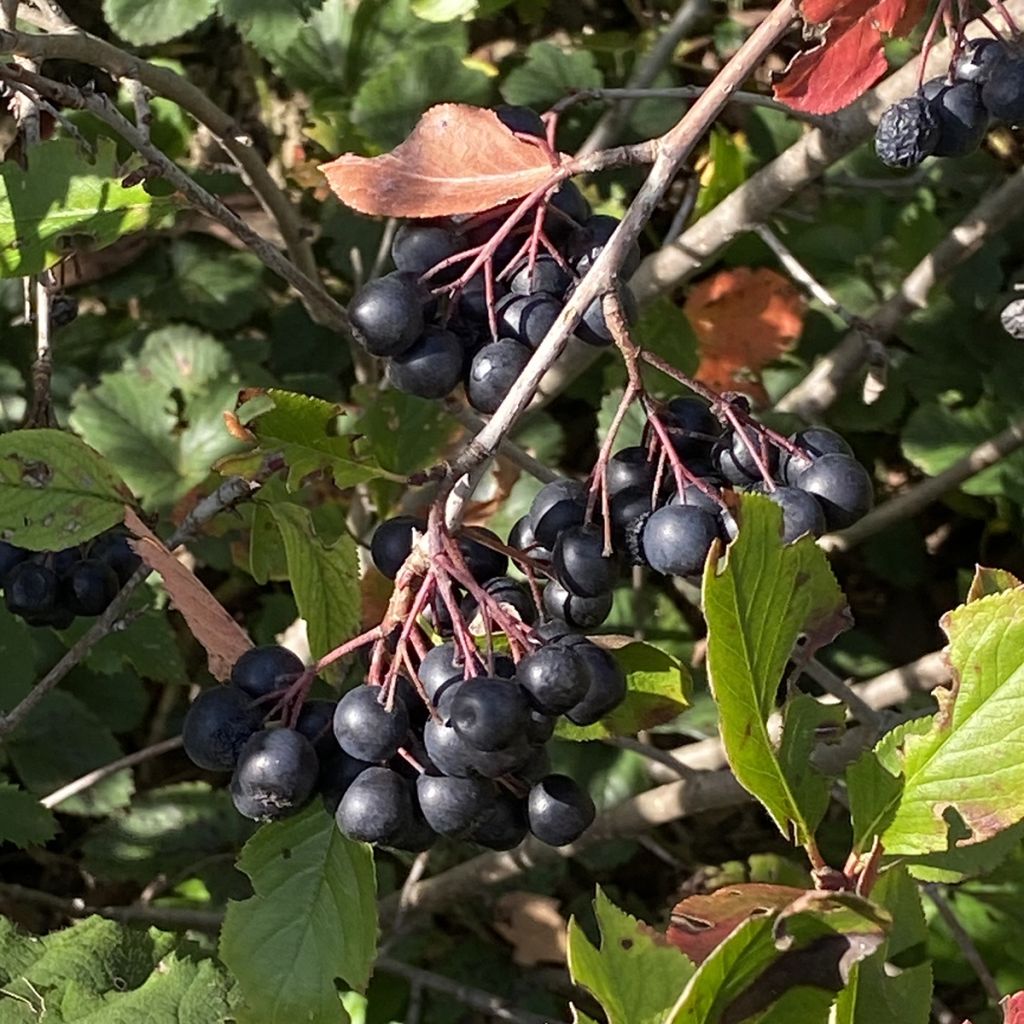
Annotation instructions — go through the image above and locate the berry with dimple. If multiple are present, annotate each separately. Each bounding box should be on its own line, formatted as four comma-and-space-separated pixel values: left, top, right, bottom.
981, 53, 1024, 123
370, 515, 424, 579
349, 271, 427, 356
336, 766, 414, 845
663, 397, 720, 458
553, 524, 617, 598
183, 686, 264, 771
606, 446, 655, 496
230, 728, 319, 821
60, 558, 119, 616
875, 96, 940, 168
529, 478, 587, 549
418, 641, 464, 704
509, 255, 571, 297
562, 639, 627, 726
568, 215, 641, 278
462, 576, 536, 626
231, 644, 305, 699
641, 504, 719, 577
391, 223, 461, 277
388, 326, 463, 399
467, 339, 531, 414
756, 485, 826, 543
517, 645, 588, 714
508, 515, 551, 561
4, 561, 59, 619
449, 677, 530, 751
793, 453, 874, 529
542, 580, 612, 630
922, 78, 989, 156
416, 774, 492, 836
714, 430, 777, 485
955, 38, 1007, 83
333, 685, 409, 762
0, 541, 27, 586
423, 716, 476, 777
527, 774, 595, 846
779, 427, 852, 484
456, 527, 508, 583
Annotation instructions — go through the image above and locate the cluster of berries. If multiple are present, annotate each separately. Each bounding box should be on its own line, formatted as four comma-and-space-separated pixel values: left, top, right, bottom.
0, 529, 141, 628
182, 609, 623, 850
876, 37, 1024, 168
347, 106, 639, 414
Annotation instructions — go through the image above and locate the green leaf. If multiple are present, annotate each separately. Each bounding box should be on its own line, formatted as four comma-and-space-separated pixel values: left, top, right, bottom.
846, 746, 905, 854
410, 0, 477, 18
103, 0, 217, 44
0, 138, 174, 277
136, 325, 234, 398
633, 297, 700, 382
966, 564, 1022, 602
221, 389, 394, 491
702, 493, 851, 845
81, 782, 251, 883
567, 887, 695, 1024
555, 641, 690, 741
3, 691, 134, 816
882, 586, 1024, 856
596, 389, 647, 451
262, 501, 361, 661
501, 41, 603, 110
352, 386, 455, 476
694, 126, 752, 219
0, 915, 237, 1023
833, 867, 932, 1024
220, 805, 378, 1024
167, 239, 269, 331
0, 429, 133, 551
86, 605, 188, 684
0, 782, 58, 848
351, 45, 492, 150
69, 356, 241, 509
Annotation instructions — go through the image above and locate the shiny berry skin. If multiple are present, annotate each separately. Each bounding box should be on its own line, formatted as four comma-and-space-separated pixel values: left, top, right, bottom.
231, 645, 305, 699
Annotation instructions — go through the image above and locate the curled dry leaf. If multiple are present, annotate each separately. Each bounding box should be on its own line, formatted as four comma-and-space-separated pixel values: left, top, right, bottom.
319, 104, 566, 218
125, 507, 252, 680
685, 266, 805, 406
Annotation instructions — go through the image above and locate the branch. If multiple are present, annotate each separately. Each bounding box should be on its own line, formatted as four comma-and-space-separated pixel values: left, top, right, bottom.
630, 5, 1024, 302
777, 163, 1024, 419
0, 23, 322, 306
441, 0, 800, 528
0, 66, 348, 335
819, 418, 1024, 553
445, 402, 560, 485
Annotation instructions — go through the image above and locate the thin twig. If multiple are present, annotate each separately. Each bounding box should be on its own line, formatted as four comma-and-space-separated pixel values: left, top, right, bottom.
820, 418, 1024, 553
924, 883, 1002, 1005
446, 403, 560, 484
799, 657, 883, 731
605, 735, 696, 779
41, 736, 183, 809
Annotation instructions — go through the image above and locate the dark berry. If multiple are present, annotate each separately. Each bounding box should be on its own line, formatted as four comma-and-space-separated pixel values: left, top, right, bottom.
4, 561, 58, 619
793, 453, 874, 529
391, 223, 461, 277
509, 255, 571, 298
466, 735, 534, 778
388, 326, 463, 399
542, 581, 613, 630
349, 271, 427, 357
370, 515, 425, 579
60, 558, 119, 616
606, 447, 655, 497
545, 181, 591, 238
922, 78, 989, 156
182, 686, 263, 771
462, 576, 537, 626
609, 487, 654, 548
319, 748, 373, 814
525, 708, 556, 744
418, 641, 464, 703
568, 215, 641, 278
294, 699, 338, 757
467, 791, 528, 849
955, 37, 1008, 84
456, 527, 508, 584
517, 644, 588, 714
662, 397, 720, 457
467, 339, 531, 414
333, 685, 409, 762
231, 644, 305, 699
449, 677, 530, 752
779, 427, 853, 484
553, 524, 617, 598
527, 774, 595, 846
0, 540, 28, 586
759, 485, 826, 543
422, 717, 476, 777
416, 774, 493, 837
641, 504, 719, 577
563, 640, 627, 726
230, 728, 319, 821
669, 481, 724, 517
335, 766, 413, 844
875, 96, 939, 168
714, 430, 777, 485
508, 515, 551, 560
529, 478, 587, 549
495, 104, 545, 137
87, 530, 141, 584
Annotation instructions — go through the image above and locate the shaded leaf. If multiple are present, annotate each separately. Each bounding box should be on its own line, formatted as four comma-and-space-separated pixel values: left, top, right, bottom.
0, 782, 58, 848
685, 268, 804, 406
103, 0, 217, 45
86, 605, 188, 684
320, 104, 563, 217
220, 805, 378, 1024
0, 138, 175, 278
967, 565, 1023, 602
702, 493, 851, 845
352, 385, 457, 476
555, 640, 690, 741
568, 887, 695, 1024
0, 429, 133, 551
126, 508, 252, 681
501, 41, 603, 110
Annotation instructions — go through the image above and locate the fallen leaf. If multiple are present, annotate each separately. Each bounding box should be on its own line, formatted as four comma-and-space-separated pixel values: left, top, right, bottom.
684, 267, 805, 405
773, 0, 928, 113
493, 891, 568, 967
319, 104, 565, 218
964, 991, 1024, 1024
125, 507, 252, 680
666, 883, 807, 965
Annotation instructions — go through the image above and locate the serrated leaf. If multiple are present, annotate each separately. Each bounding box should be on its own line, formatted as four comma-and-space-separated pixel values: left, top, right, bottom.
167, 239, 269, 331
632, 297, 700, 384
262, 501, 360, 661
220, 805, 378, 1024
568, 887, 695, 1024
103, 0, 217, 45
351, 46, 492, 150
86, 605, 188, 684
352, 386, 455, 476
0, 429, 133, 551
555, 641, 690, 741
222, 388, 393, 491
136, 325, 234, 398
0, 138, 174, 277
501, 41, 603, 109
882, 586, 1024, 856
0, 783, 57, 848
0, 915, 237, 1023
967, 565, 1023, 602
846, 746, 905, 854
702, 493, 851, 846
3, 690, 133, 816
81, 782, 252, 883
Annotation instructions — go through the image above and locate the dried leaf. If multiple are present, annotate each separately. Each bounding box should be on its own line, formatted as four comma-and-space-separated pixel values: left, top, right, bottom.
125, 508, 251, 679
319, 104, 564, 218
493, 892, 568, 967
684, 267, 805, 405
666, 884, 807, 965
773, 0, 928, 114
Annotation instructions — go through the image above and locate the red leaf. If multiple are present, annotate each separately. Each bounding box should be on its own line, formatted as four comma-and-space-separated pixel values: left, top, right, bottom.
1004, 993, 1024, 1024
774, 0, 929, 113
319, 104, 564, 218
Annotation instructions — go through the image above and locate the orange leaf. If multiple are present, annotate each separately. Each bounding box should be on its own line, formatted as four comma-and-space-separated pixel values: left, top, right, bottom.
125, 508, 252, 680
666, 884, 807, 965
319, 104, 565, 218
685, 267, 805, 406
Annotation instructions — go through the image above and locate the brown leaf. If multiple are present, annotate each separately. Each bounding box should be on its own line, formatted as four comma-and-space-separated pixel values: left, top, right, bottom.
493, 891, 568, 967
319, 104, 565, 218
125, 508, 252, 680
666, 883, 807, 965
684, 267, 805, 406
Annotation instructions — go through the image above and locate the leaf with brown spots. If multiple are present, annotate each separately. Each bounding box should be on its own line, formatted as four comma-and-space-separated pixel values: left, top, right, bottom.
967, 564, 1023, 603
684, 267, 805, 406
319, 104, 565, 218
125, 508, 251, 680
